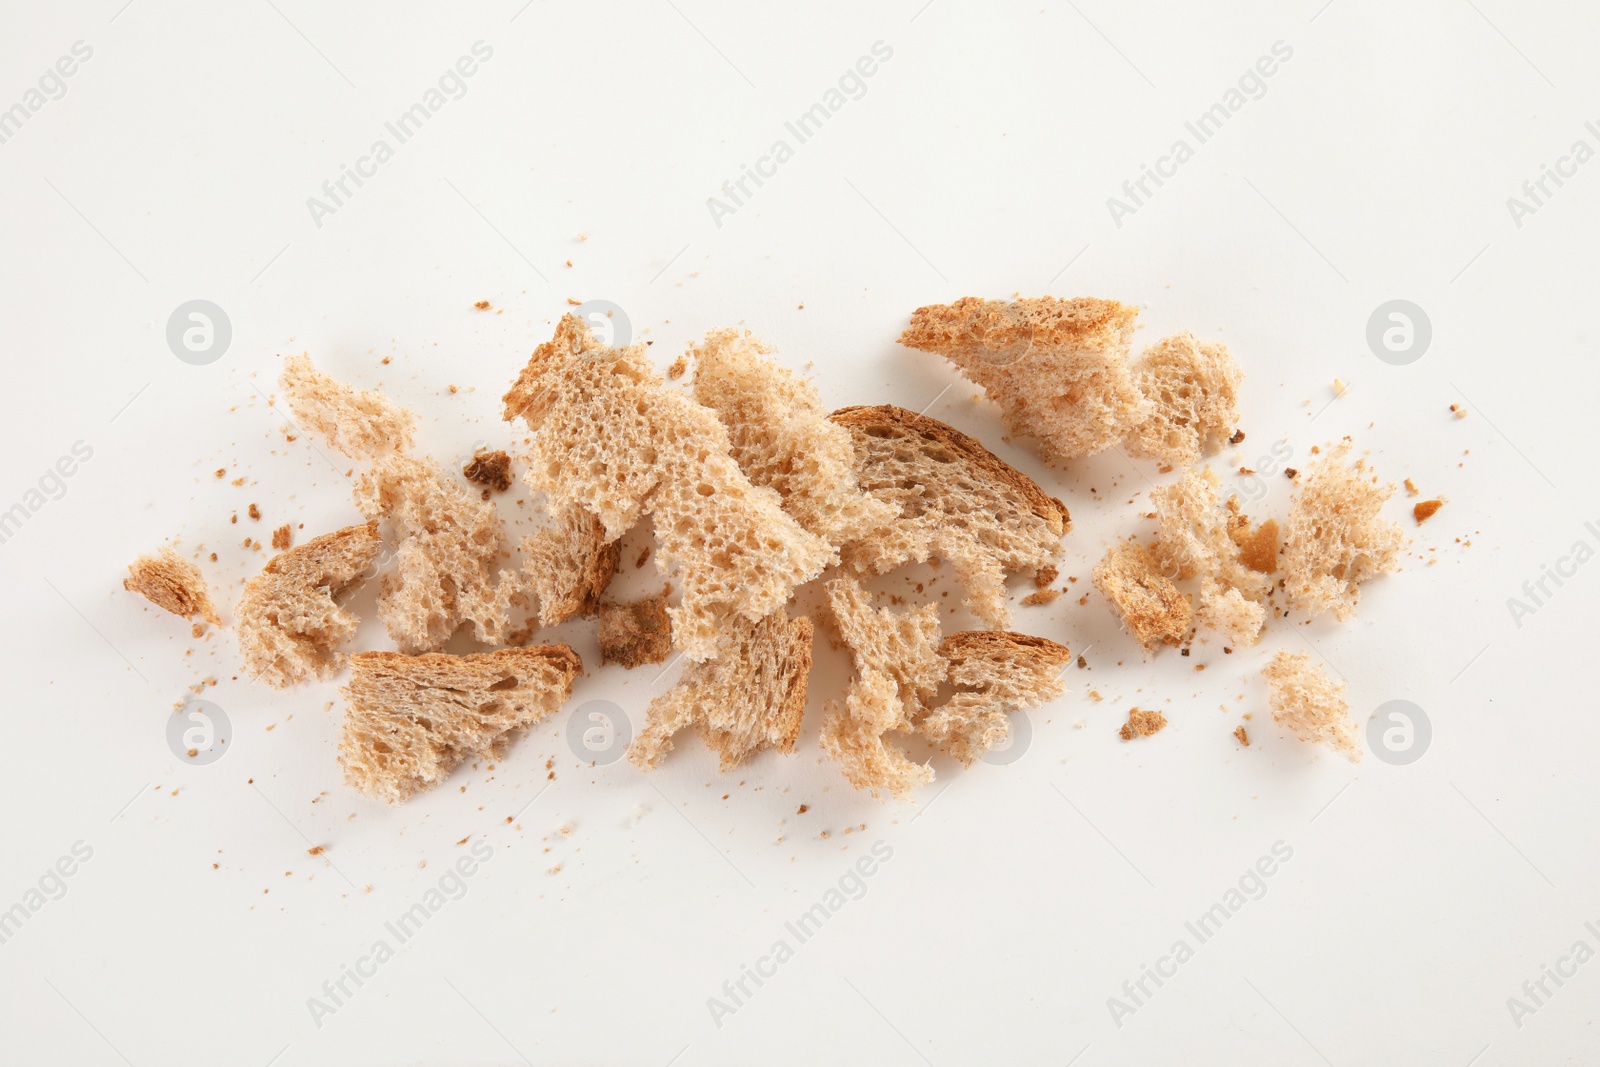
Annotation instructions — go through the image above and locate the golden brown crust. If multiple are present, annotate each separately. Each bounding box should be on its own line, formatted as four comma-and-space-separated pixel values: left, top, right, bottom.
936, 629, 1071, 663
1093, 542, 1193, 650
1238, 517, 1280, 574
829, 404, 1069, 534
899, 295, 1137, 356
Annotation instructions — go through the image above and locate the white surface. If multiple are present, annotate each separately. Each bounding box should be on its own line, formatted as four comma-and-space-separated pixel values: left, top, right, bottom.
1, 1, 1596, 1064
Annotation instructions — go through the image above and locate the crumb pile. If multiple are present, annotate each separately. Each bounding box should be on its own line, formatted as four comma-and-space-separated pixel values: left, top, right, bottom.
123, 294, 1421, 803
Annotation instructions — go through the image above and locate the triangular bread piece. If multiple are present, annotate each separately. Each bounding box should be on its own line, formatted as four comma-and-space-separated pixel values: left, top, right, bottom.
918, 631, 1072, 765
340, 645, 582, 803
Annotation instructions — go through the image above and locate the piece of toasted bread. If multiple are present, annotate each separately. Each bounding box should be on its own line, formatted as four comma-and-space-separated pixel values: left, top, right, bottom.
1261, 651, 1361, 762
1281, 443, 1404, 620
628, 610, 813, 770
1195, 579, 1266, 648
279, 353, 416, 458
1148, 467, 1268, 645
898, 296, 1145, 461
1092, 541, 1193, 651
598, 595, 672, 669
1119, 707, 1167, 740
340, 645, 582, 802
1124, 332, 1243, 466
918, 631, 1071, 764
829, 404, 1068, 628
519, 503, 620, 629
688, 328, 898, 553
124, 547, 221, 627
236, 522, 383, 687
818, 576, 944, 800
354, 454, 516, 652
503, 315, 831, 660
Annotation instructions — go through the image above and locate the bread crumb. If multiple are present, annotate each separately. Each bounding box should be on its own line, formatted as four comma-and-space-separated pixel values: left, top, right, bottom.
124, 548, 221, 626
474, 300, 491, 310
1414, 499, 1443, 524
667, 354, 688, 379
1450, 403, 1467, 419
1119, 707, 1167, 740
635, 545, 651, 569
271, 524, 292, 550
1021, 588, 1062, 606
1234, 725, 1250, 747
462, 449, 513, 494
1404, 478, 1419, 496
597, 596, 673, 669
307, 845, 326, 856
248, 503, 261, 521
1034, 564, 1059, 588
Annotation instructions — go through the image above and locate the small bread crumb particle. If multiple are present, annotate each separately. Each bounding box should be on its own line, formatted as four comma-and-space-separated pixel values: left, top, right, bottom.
667, 355, 688, 380
1119, 707, 1167, 740
1234, 725, 1250, 746
1414, 499, 1443, 524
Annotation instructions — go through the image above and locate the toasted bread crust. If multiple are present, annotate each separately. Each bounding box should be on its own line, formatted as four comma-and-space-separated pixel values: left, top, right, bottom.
899, 295, 1136, 356
124, 547, 221, 626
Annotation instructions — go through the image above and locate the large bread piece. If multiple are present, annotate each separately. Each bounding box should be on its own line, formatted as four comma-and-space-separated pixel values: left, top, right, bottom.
1281, 442, 1404, 620
918, 631, 1072, 765
279, 353, 416, 458
627, 610, 813, 771
340, 645, 582, 803
502, 315, 831, 661
1123, 333, 1243, 467
898, 296, 1146, 461
1261, 651, 1361, 762
819, 576, 945, 801
519, 503, 620, 628
236, 522, 383, 687
829, 404, 1067, 629
687, 328, 897, 553
124, 547, 221, 627
353, 454, 516, 652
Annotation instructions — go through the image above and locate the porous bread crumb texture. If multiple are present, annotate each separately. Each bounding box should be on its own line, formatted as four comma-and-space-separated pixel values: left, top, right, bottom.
1149, 467, 1269, 645
898, 296, 1146, 461
354, 454, 518, 652
689, 327, 898, 554
1196, 579, 1266, 648
502, 314, 831, 661
279, 353, 416, 459
598, 595, 672, 669
627, 610, 813, 771
830, 404, 1067, 629
236, 522, 382, 688
1281, 443, 1404, 621
819, 576, 944, 801
919, 631, 1071, 765
1119, 707, 1167, 740
1092, 542, 1192, 650
1123, 332, 1243, 467
1261, 651, 1361, 762
518, 503, 620, 628
124, 547, 221, 626
340, 645, 581, 803
271, 524, 292, 551
462, 449, 513, 493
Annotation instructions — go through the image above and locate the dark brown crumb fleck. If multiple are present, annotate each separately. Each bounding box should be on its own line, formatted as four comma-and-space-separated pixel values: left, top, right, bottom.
247, 503, 261, 520
635, 545, 651, 569
463, 450, 513, 493
1034, 564, 1059, 588
1076, 655, 1087, 669
1229, 429, 1246, 445
1284, 468, 1298, 479
1119, 707, 1167, 741
797, 804, 809, 814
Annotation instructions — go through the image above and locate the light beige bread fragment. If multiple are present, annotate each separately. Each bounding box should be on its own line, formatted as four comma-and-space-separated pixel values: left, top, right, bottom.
1123, 332, 1243, 467
236, 522, 383, 688
1281, 443, 1404, 621
1148, 467, 1269, 645
354, 454, 516, 652
687, 327, 897, 553
829, 404, 1068, 629
339, 645, 582, 803
1261, 651, 1361, 762
898, 296, 1146, 461
502, 314, 831, 660
918, 631, 1071, 765
1092, 542, 1192, 651
279, 353, 416, 458
598, 595, 673, 669
818, 576, 945, 801
123, 547, 221, 627
518, 503, 620, 629
627, 610, 813, 770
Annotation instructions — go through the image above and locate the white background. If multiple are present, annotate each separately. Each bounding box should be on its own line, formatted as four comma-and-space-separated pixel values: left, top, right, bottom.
1, 1, 1596, 1064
